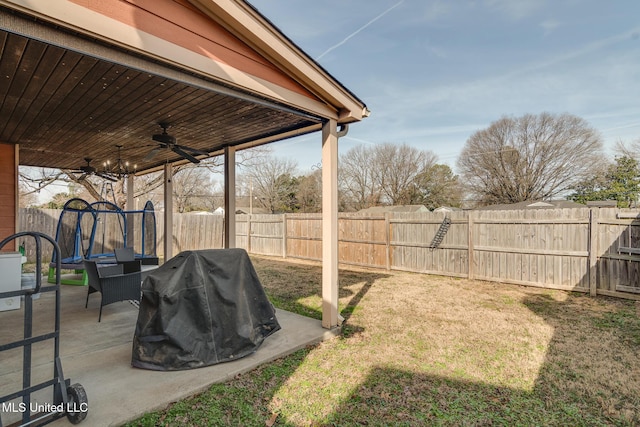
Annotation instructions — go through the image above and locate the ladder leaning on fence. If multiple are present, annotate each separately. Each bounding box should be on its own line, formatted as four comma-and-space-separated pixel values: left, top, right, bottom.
429, 216, 451, 249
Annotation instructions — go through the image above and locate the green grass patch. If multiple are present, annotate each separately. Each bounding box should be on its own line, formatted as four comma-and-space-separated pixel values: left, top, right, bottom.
126, 257, 640, 426
592, 306, 640, 347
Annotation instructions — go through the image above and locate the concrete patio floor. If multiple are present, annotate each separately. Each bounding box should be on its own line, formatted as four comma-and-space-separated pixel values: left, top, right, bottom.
1, 282, 338, 426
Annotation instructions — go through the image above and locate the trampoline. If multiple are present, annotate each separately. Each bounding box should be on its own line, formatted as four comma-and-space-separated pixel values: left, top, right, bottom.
90, 200, 126, 258
48, 198, 158, 285
135, 201, 158, 265
47, 198, 97, 285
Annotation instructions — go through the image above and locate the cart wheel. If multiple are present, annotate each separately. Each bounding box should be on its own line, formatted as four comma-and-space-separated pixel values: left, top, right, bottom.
66, 383, 88, 424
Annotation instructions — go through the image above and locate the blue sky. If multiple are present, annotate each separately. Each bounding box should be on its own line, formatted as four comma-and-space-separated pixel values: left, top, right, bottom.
249, 0, 640, 173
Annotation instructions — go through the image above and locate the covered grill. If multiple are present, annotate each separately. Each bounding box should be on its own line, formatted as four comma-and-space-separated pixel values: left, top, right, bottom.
132, 249, 280, 371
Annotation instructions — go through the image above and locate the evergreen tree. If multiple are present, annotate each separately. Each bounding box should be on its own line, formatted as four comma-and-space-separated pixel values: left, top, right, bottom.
568, 156, 640, 207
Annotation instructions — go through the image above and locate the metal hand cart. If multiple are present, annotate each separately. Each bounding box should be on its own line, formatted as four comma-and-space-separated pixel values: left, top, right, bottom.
0, 232, 88, 426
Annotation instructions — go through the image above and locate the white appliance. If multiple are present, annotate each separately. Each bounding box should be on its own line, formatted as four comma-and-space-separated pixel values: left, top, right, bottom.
0, 252, 22, 311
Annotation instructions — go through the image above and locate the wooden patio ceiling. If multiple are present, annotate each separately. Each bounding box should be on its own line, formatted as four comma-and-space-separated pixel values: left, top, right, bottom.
0, 25, 322, 174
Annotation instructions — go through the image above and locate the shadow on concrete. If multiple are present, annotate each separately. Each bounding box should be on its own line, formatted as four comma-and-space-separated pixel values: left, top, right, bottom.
0, 282, 336, 427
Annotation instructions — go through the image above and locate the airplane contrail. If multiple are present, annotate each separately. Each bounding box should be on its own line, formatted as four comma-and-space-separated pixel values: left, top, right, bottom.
316, 0, 405, 60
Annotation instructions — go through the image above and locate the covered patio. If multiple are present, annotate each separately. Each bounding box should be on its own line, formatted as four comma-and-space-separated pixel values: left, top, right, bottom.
0, 0, 367, 327
0, 283, 337, 426
0, 0, 367, 425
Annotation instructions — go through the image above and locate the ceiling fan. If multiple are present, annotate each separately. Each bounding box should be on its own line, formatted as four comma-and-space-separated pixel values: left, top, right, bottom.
70, 157, 117, 182
145, 123, 208, 164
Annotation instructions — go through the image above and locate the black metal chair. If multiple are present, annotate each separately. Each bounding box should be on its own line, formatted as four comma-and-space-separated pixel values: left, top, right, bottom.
114, 247, 142, 274
84, 259, 141, 322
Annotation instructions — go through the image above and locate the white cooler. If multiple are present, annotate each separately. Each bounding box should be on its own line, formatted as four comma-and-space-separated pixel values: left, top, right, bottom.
0, 252, 22, 311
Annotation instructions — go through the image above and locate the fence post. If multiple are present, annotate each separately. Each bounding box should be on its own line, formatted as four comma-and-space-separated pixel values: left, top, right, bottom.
385, 212, 390, 270
282, 214, 287, 258
468, 212, 474, 280
589, 208, 598, 296
247, 215, 252, 254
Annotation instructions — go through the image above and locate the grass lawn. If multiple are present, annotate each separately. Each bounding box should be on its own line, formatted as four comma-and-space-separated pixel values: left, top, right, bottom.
127, 255, 640, 426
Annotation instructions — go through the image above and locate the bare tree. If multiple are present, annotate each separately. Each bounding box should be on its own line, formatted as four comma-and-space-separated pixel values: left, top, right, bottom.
373, 143, 437, 205
339, 144, 381, 210
456, 113, 605, 206
19, 147, 271, 210
170, 166, 216, 212
19, 167, 66, 204
296, 169, 322, 213
18, 181, 38, 207
615, 138, 640, 161
18, 165, 131, 207
240, 156, 299, 213
339, 143, 439, 210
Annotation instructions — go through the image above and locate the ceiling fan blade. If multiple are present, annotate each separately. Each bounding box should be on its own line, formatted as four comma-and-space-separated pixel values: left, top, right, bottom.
176, 144, 208, 156
96, 172, 118, 182
172, 146, 200, 164
153, 133, 176, 145
144, 146, 163, 162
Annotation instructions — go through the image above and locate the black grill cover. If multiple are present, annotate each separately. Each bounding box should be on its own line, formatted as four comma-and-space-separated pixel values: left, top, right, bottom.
132, 249, 280, 370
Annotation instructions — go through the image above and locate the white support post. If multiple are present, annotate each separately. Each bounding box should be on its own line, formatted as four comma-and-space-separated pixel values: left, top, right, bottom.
126, 174, 135, 248
322, 119, 339, 329
126, 174, 134, 210
224, 146, 236, 249
164, 163, 173, 261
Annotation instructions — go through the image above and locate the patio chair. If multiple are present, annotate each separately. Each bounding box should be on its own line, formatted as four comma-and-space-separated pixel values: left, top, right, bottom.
114, 247, 141, 274
84, 259, 141, 322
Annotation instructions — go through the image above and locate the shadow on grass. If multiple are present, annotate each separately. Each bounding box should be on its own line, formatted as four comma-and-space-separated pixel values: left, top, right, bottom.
252, 256, 390, 323
127, 347, 315, 427
253, 257, 639, 425
127, 258, 640, 426
525, 293, 640, 424
278, 293, 640, 426
324, 367, 572, 426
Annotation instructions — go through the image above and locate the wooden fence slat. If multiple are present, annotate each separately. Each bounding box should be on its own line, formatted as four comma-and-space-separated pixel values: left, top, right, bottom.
589, 209, 598, 296
16, 207, 640, 300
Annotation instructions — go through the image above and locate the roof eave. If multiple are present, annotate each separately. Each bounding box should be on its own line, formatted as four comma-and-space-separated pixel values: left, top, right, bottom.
187, 0, 369, 122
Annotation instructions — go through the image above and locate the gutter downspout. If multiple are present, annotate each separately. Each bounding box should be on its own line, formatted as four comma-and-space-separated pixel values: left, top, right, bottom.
337, 124, 349, 139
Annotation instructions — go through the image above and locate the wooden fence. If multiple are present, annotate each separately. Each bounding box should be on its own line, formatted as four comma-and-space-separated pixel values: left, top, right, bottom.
17, 207, 640, 299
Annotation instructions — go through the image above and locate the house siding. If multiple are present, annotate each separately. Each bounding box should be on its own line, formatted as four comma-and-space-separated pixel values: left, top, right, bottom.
69, 0, 314, 98
0, 143, 16, 250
